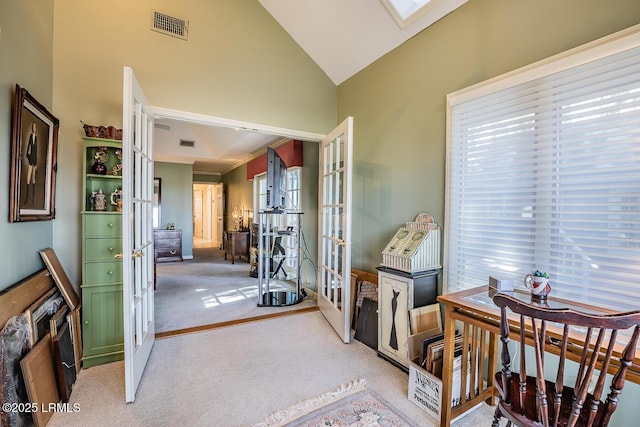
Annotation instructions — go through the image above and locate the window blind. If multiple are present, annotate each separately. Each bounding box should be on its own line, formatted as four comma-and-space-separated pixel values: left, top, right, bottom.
445, 38, 640, 311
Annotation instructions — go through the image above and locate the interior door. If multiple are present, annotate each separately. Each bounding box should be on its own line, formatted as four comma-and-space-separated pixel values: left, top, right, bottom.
122, 66, 155, 403
317, 117, 354, 343
193, 188, 203, 238
205, 185, 213, 241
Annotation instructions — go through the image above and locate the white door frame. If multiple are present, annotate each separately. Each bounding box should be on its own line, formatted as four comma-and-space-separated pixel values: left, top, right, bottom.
151, 106, 326, 143
151, 107, 326, 252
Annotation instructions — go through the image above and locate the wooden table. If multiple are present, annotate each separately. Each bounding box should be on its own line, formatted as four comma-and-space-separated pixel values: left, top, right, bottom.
436, 286, 640, 426
223, 230, 249, 264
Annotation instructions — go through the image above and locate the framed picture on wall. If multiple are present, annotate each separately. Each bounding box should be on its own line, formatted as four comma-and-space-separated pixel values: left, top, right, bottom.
9, 84, 60, 222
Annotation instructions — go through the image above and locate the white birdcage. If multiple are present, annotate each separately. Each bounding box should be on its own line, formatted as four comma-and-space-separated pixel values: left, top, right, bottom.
381, 213, 441, 273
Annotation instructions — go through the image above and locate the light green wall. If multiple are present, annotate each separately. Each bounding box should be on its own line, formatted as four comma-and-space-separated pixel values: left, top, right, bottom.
50, 0, 336, 284
222, 164, 253, 231
338, 0, 640, 273
193, 174, 222, 184
0, 0, 55, 290
337, 1, 640, 424
154, 162, 194, 259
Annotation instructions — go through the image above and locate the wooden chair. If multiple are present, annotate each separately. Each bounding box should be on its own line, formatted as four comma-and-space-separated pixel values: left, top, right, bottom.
492, 293, 640, 427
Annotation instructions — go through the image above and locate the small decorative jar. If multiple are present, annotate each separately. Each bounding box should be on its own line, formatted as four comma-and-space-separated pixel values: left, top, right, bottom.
93, 189, 107, 211
92, 161, 107, 175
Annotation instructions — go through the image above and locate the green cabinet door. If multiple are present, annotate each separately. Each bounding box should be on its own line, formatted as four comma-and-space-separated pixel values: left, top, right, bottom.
81, 284, 124, 368
84, 238, 122, 262
83, 261, 122, 286
83, 213, 122, 238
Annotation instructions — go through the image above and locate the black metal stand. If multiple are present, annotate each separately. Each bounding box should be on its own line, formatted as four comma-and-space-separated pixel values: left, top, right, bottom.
257, 210, 303, 307
258, 290, 303, 307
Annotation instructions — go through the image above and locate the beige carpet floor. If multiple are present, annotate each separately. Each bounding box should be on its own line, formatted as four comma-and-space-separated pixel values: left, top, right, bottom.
48, 310, 497, 427
155, 246, 316, 333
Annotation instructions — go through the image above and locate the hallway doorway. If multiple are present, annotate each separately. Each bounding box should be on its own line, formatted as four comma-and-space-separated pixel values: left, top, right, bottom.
192, 182, 223, 248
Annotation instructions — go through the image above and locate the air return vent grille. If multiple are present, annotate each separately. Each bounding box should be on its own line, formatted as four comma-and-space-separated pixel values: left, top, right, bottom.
151, 10, 189, 40
179, 139, 195, 148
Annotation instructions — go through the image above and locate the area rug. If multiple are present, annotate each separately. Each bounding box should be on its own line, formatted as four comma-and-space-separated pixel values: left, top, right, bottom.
252, 378, 419, 427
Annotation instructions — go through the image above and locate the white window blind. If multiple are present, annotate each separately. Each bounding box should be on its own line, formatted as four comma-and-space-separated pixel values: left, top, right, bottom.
445, 32, 640, 311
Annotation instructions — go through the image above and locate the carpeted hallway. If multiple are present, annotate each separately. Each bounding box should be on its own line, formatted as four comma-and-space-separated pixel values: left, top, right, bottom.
155, 246, 316, 333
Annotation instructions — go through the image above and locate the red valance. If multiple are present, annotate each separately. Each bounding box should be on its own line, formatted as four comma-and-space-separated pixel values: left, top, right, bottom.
246, 140, 303, 180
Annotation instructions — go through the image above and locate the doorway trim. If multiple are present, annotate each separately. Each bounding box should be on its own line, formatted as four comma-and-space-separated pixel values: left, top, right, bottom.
192, 182, 223, 248
151, 106, 326, 143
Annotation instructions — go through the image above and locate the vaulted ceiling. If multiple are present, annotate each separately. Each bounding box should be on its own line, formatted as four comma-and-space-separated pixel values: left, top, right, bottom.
258, 0, 467, 85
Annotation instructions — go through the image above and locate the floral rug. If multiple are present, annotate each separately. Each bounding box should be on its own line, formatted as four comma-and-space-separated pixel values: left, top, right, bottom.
253, 378, 419, 427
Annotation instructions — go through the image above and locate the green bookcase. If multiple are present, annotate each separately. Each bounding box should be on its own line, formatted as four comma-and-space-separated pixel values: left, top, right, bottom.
81, 137, 124, 368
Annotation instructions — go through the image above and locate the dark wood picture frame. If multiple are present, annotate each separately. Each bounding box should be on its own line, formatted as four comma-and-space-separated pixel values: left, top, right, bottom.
39, 247, 80, 311
9, 84, 60, 222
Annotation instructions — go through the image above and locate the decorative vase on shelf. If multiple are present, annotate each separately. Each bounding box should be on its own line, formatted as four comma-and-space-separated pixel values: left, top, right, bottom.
92, 161, 107, 175
91, 148, 109, 175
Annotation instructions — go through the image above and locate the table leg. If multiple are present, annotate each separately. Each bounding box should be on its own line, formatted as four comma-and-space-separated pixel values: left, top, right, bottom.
441, 303, 456, 427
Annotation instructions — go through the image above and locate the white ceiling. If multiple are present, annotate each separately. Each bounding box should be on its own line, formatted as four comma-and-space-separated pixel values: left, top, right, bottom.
154, 0, 467, 174
153, 119, 283, 174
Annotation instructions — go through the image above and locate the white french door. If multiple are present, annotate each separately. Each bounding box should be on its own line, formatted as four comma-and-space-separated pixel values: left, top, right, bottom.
122, 66, 155, 402
317, 117, 354, 343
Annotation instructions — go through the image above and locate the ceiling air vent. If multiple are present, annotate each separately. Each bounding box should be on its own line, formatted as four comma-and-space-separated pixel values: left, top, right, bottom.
154, 123, 171, 131
151, 10, 189, 40
179, 139, 195, 148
